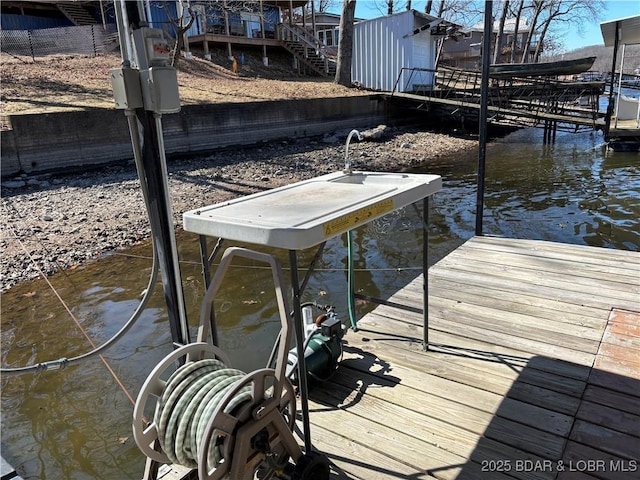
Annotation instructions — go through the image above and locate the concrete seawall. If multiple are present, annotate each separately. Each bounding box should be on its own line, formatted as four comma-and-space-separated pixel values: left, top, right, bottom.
1, 95, 387, 177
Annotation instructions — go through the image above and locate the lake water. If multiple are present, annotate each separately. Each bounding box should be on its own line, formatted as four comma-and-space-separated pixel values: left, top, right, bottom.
1, 127, 638, 479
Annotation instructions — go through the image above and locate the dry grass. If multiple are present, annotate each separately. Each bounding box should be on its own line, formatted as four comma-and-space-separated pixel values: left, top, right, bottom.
0, 50, 368, 116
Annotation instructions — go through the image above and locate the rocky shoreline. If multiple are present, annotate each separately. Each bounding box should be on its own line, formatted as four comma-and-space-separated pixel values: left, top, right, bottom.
0, 126, 477, 292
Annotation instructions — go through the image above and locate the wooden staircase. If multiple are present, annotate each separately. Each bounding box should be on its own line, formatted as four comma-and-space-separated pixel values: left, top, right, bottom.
279, 24, 336, 78
57, 2, 97, 26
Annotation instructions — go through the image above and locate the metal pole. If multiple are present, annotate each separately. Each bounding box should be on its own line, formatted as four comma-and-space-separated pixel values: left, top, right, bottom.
614, 43, 626, 129
289, 250, 312, 454
198, 235, 211, 288
475, 0, 493, 237
604, 21, 620, 141
116, 1, 191, 348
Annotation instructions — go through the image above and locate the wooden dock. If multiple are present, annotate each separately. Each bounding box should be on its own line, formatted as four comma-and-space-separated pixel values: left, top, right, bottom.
161, 236, 638, 480
305, 236, 640, 480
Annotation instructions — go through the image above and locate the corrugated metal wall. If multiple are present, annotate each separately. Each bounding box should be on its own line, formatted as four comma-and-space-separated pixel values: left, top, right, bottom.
352, 10, 436, 93
0, 13, 72, 30
148, 1, 180, 37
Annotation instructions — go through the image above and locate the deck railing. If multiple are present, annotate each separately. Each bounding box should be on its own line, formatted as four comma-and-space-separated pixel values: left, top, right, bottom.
277, 22, 336, 74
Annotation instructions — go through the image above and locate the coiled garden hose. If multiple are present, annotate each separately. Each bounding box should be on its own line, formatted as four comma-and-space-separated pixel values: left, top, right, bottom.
154, 357, 250, 468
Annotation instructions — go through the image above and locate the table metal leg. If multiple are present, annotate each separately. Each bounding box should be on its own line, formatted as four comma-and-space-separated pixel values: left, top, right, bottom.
198, 235, 223, 346
198, 235, 211, 288
288, 250, 312, 453
423, 197, 429, 351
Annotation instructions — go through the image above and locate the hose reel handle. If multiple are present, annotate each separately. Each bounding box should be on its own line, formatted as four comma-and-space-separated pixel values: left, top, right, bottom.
197, 247, 293, 384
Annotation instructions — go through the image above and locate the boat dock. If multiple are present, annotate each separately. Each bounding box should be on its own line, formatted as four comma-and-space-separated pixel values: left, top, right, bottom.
386, 67, 606, 135
162, 236, 639, 480
307, 236, 639, 479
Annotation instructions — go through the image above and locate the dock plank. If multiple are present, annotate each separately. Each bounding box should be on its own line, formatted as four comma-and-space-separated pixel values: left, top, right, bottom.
581, 385, 640, 417
405, 277, 608, 326
575, 400, 640, 438
467, 236, 640, 264
326, 237, 638, 480
566, 422, 640, 465
325, 364, 568, 459
428, 265, 638, 312
448, 245, 640, 291
561, 442, 639, 480
317, 237, 640, 480
349, 314, 590, 397
435, 256, 639, 306
165, 237, 639, 480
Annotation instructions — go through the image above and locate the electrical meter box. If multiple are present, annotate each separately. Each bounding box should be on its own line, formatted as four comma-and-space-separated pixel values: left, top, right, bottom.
112, 28, 181, 114
132, 28, 170, 68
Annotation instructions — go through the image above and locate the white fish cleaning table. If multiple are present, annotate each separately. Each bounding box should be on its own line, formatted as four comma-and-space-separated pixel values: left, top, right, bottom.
183, 170, 442, 453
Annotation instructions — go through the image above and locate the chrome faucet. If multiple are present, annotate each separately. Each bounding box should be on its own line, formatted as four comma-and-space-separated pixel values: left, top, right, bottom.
344, 129, 363, 174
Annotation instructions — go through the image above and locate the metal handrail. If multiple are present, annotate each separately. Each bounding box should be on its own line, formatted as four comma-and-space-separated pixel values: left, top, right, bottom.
391, 66, 607, 131
278, 22, 336, 62
391, 67, 438, 95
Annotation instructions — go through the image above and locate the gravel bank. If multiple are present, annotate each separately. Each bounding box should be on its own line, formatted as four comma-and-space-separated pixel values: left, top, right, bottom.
0, 126, 477, 291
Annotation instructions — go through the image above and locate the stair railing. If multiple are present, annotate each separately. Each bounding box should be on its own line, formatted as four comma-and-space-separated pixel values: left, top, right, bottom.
277, 23, 336, 74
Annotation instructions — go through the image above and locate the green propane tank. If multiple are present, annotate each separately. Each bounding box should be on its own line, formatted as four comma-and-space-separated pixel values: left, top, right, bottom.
286, 305, 344, 384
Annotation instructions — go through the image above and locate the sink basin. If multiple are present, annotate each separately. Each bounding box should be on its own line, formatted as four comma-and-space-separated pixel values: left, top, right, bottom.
183, 170, 442, 249
330, 172, 412, 185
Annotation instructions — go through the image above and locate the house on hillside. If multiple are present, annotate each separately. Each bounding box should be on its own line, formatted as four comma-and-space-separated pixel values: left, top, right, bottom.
0, 1, 318, 72
299, 11, 342, 49
352, 10, 459, 92
297, 11, 364, 50
440, 17, 538, 69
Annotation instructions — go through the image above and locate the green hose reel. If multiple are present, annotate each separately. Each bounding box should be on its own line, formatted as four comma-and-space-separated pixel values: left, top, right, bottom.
132, 248, 330, 480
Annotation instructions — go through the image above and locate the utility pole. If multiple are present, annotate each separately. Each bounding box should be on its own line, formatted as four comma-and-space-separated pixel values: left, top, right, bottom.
111, 1, 191, 349
476, 0, 493, 236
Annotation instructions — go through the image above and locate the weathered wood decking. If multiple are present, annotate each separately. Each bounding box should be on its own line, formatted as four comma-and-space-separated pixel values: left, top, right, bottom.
305, 236, 640, 480
164, 236, 638, 480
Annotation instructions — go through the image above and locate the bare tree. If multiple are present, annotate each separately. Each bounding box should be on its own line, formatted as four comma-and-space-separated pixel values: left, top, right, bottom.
520, 0, 544, 62
163, 1, 195, 67
304, 0, 339, 15
509, 0, 525, 63
531, 0, 603, 62
424, 0, 480, 26
493, 0, 510, 64
335, 0, 356, 86
425, 0, 434, 14
372, 0, 412, 16
317, 0, 338, 12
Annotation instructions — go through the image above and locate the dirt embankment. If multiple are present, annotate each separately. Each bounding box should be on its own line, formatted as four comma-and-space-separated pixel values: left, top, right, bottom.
0, 49, 368, 117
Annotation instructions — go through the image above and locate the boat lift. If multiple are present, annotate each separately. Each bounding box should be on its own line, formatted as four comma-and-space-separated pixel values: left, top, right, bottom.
110, 1, 442, 478
600, 14, 640, 151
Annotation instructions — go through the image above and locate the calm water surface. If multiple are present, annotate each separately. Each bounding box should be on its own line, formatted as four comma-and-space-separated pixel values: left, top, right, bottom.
1, 128, 638, 479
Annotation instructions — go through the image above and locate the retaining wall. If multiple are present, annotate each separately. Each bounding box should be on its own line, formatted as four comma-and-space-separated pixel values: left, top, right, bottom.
1, 95, 387, 177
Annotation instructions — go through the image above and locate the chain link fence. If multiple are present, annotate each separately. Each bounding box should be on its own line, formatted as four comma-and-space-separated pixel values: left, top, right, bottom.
1, 24, 119, 60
